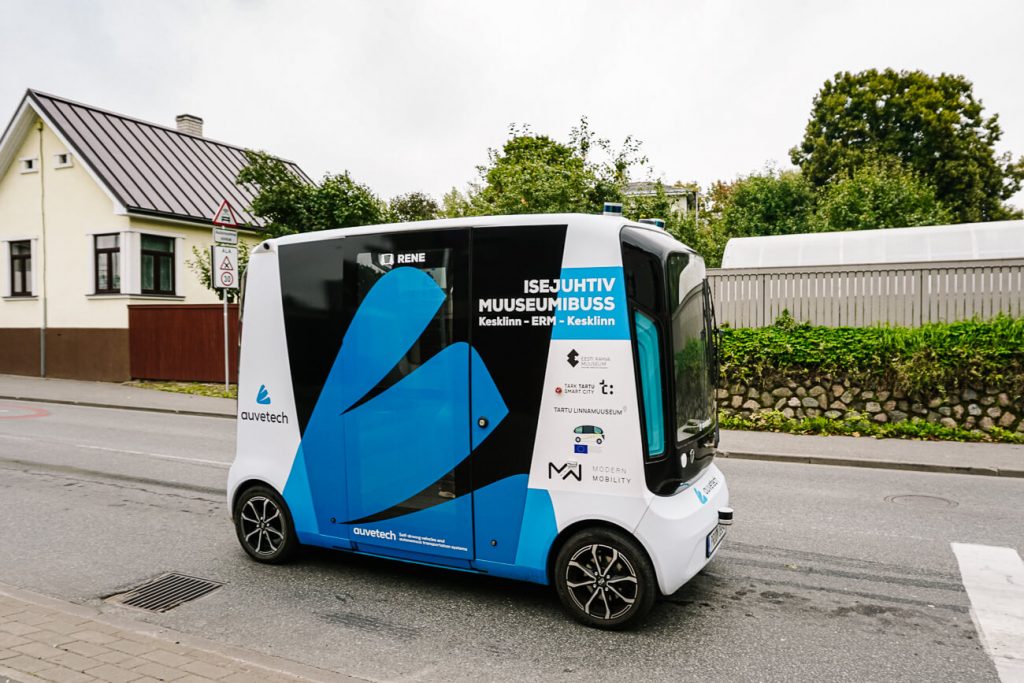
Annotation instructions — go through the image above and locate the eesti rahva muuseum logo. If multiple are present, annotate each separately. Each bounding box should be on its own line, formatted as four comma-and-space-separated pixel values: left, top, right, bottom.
256, 384, 271, 405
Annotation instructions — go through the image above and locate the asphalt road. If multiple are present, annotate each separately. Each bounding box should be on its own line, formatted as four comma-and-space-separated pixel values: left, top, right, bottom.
1, 400, 1021, 682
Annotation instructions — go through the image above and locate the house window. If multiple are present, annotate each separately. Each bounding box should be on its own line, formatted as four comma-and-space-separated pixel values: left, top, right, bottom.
94, 234, 120, 293
54, 153, 72, 169
141, 235, 174, 295
9, 241, 32, 296
19, 158, 38, 174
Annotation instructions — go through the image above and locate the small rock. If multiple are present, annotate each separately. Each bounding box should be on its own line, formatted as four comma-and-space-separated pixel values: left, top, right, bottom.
937, 406, 952, 417
968, 404, 982, 417
952, 404, 965, 419
802, 396, 820, 408
888, 410, 908, 423
883, 400, 896, 411
980, 395, 995, 406
809, 386, 826, 398
715, 388, 729, 400
787, 397, 800, 408
979, 416, 995, 432
928, 397, 943, 409
830, 401, 845, 410
832, 384, 845, 397
926, 411, 941, 424
729, 384, 744, 395
742, 399, 761, 411
861, 390, 876, 400
805, 408, 821, 418
873, 412, 888, 423
747, 387, 760, 399
796, 386, 807, 398
911, 403, 927, 414
731, 395, 743, 409
897, 400, 909, 411
865, 401, 882, 413
840, 390, 856, 404
1017, 421, 1024, 433
761, 392, 774, 408
772, 387, 793, 398
877, 390, 891, 402
999, 412, 1016, 428
781, 407, 795, 418
893, 388, 906, 399
775, 398, 788, 410
998, 393, 1011, 408
986, 406, 1002, 419
940, 417, 958, 429
965, 416, 976, 428
824, 410, 842, 419
963, 387, 978, 401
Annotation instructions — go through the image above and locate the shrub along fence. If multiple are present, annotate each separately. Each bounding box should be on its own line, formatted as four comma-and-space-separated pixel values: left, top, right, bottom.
716, 314, 1024, 442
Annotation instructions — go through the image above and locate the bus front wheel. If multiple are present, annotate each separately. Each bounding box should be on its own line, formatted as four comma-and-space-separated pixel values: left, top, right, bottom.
233, 485, 299, 564
553, 527, 657, 629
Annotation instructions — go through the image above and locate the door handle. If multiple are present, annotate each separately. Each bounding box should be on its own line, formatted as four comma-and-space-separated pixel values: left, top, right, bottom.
477, 417, 489, 428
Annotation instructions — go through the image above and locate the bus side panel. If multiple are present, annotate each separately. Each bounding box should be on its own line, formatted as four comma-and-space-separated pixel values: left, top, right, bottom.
228, 246, 314, 537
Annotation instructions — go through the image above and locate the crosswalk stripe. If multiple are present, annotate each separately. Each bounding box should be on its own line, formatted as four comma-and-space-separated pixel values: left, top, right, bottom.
952, 543, 1024, 682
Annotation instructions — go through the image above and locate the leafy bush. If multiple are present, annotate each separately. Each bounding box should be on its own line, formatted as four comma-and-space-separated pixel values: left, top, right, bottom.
720, 410, 1024, 444
719, 314, 1024, 397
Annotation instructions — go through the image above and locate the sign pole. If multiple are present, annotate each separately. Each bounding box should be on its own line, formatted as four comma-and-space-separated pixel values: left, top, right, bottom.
211, 199, 240, 396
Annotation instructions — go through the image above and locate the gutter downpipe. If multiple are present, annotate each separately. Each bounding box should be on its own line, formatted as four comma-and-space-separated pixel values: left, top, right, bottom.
37, 120, 47, 377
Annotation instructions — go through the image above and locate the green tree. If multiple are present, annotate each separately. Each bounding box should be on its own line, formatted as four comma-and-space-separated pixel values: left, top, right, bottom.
187, 241, 250, 303
458, 118, 647, 216
791, 69, 1024, 222
711, 167, 816, 239
810, 156, 952, 231
236, 150, 385, 236
387, 191, 440, 222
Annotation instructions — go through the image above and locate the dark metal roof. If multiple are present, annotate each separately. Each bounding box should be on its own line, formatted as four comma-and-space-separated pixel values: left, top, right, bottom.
27, 90, 313, 228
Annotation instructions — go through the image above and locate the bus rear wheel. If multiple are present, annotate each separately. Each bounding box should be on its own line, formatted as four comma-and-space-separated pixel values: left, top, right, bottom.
233, 485, 298, 564
554, 528, 657, 629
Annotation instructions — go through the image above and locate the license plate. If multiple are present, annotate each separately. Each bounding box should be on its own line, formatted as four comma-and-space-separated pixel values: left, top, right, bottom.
706, 524, 727, 557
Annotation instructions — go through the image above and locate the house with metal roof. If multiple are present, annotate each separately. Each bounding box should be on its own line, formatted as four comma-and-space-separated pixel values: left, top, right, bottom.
0, 89, 311, 381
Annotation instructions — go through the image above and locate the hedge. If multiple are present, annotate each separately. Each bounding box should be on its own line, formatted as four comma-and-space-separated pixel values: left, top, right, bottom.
719, 312, 1024, 398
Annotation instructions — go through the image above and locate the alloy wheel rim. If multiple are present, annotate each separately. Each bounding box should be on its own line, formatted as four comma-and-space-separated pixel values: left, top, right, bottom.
565, 543, 639, 620
240, 496, 285, 556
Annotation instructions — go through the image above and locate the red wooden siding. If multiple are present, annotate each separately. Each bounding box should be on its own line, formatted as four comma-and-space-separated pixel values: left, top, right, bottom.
128, 304, 239, 382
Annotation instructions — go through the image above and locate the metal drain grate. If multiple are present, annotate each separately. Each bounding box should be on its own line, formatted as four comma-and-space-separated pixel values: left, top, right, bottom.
107, 573, 223, 613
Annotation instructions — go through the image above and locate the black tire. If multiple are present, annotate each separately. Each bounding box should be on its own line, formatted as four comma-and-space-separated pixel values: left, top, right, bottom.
553, 527, 657, 630
233, 485, 298, 564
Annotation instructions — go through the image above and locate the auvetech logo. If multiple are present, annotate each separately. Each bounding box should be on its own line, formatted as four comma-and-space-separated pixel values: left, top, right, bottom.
240, 384, 289, 424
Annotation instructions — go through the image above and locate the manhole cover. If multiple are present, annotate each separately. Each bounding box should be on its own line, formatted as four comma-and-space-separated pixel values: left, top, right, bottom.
884, 494, 959, 508
107, 573, 222, 612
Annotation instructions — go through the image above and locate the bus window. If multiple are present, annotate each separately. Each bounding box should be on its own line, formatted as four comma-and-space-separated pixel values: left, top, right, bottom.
634, 310, 665, 457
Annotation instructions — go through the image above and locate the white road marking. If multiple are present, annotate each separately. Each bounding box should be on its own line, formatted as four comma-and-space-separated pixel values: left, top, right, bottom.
0, 432, 229, 468
952, 543, 1024, 682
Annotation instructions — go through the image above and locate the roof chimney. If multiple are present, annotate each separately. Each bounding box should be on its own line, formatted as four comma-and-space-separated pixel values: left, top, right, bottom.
175, 114, 203, 137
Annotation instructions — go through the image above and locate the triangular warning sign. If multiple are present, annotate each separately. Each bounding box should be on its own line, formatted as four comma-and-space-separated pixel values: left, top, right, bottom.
220, 255, 233, 270
212, 200, 239, 227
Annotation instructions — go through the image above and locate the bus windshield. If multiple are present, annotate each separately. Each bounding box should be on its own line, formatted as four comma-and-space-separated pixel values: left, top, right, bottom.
667, 253, 715, 442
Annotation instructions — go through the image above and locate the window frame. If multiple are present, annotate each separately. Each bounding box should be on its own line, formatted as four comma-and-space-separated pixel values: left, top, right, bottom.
94, 233, 121, 294
140, 234, 175, 296
9, 240, 32, 297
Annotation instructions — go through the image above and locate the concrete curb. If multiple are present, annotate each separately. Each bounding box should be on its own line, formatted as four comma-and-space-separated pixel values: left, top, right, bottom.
0, 394, 234, 420
718, 450, 1024, 478
0, 581, 361, 682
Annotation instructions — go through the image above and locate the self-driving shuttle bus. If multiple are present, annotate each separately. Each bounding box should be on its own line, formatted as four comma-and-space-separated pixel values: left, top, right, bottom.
228, 213, 731, 628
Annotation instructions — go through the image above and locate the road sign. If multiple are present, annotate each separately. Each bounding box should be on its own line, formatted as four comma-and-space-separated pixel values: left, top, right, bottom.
212, 245, 238, 290
212, 200, 239, 228
213, 227, 238, 245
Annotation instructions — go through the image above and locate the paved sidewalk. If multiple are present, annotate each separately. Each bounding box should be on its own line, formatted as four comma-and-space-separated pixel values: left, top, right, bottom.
0, 375, 234, 418
0, 582, 350, 683
719, 429, 1024, 477
2, 373, 1022, 477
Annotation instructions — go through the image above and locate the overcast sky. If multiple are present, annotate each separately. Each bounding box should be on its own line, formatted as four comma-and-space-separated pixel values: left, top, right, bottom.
2, 0, 1022, 208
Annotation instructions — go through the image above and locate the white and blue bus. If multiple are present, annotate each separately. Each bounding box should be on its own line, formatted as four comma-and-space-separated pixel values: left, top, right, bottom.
228, 213, 731, 628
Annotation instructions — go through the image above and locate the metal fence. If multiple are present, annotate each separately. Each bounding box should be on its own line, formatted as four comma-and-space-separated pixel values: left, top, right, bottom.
707, 258, 1024, 328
